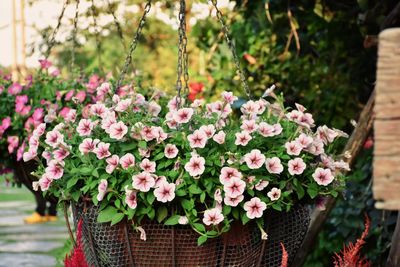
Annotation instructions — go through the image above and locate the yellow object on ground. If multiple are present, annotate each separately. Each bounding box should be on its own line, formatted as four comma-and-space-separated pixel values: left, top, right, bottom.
23, 212, 48, 224
45, 215, 58, 222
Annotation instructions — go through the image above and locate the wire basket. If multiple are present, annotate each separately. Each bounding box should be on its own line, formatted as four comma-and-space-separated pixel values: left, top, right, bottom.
72, 203, 309, 267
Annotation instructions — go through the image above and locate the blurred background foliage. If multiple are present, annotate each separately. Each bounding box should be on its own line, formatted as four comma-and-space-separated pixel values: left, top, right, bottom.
25, 0, 399, 265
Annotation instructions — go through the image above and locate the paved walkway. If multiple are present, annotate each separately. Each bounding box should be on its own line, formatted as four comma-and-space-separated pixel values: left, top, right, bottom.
0, 184, 69, 267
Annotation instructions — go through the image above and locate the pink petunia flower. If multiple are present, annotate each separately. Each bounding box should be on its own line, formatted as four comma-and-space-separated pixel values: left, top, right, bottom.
312, 167, 335, 186
267, 187, 281, 201
244, 197, 267, 219
285, 141, 303, 156
16, 142, 26, 161
243, 149, 266, 169
203, 208, 224, 226
235, 131, 252, 146
221, 91, 238, 104
125, 189, 137, 209
199, 124, 216, 138
154, 181, 176, 203
240, 100, 260, 115
187, 129, 208, 149
148, 101, 162, 116
38, 174, 53, 191
306, 138, 324, 155
132, 172, 155, 192
178, 216, 189, 225
255, 180, 269, 191
219, 167, 242, 184
45, 160, 64, 180
65, 109, 77, 123
8, 83, 23, 95
65, 90, 75, 101
96, 179, 108, 201
153, 126, 168, 143
90, 103, 108, 117
317, 125, 338, 145
140, 158, 156, 173
120, 153, 135, 169
79, 138, 100, 155
45, 130, 64, 148
288, 158, 306, 175
212, 131, 226, 144
295, 133, 314, 148
224, 195, 244, 207
76, 119, 95, 136
173, 108, 194, 124
214, 189, 223, 204
94, 142, 111, 159
167, 96, 184, 111
154, 175, 167, 188
115, 99, 132, 112
109, 121, 128, 140
39, 59, 52, 69
265, 157, 284, 174
101, 113, 117, 134
164, 144, 179, 159
7, 136, 19, 154
223, 178, 246, 198
141, 126, 157, 141
184, 155, 205, 177
258, 122, 275, 137
106, 155, 119, 174
53, 148, 70, 162
74, 90, 86, 103
23, 148, 37, 162
241, 119, 258, 133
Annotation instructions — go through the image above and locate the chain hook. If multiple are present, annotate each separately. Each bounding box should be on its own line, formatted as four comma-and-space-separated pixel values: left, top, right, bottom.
176, 0, 189, 108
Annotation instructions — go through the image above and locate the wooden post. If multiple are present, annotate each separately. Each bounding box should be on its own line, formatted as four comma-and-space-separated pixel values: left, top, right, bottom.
373, 28, 400, 210
11, 0, 19, 81
20, 0, 27, 75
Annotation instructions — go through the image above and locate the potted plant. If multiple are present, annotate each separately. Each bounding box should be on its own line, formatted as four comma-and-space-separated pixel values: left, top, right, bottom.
28, 80, 349, 265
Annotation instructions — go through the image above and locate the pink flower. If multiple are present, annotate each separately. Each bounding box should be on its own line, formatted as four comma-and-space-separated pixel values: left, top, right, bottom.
265, 157, 284, 174
255, 180, 269, 191
164, 144, 179, 159
312, 168, 334, 186
288, 158, 306, 175
94, 142, 111, 159
154, 181, 176, 203
213, 131, 226, 144
132, 172, 155, 192
224, 195, 244, 207
58, 107, 71, 119
219, 167, 242, 184
184, 155, 205, 177
221, 91, 238, 104
65, 109, 77, 123
178, 216, 189, 225
148, 101, 162, 116
106, 155, 119, 174
141, 126, 156, 141
65, 90, 74, 101
45, 160, 64, 180
23, 149, 37, 162
16, 143, 26, 161
153, 126, 168, 143
42, 150, 52, 163
125, 189, 137, 209
296, 133, 313, 148
267, 187, 281, 201
96, 82, 111, 98
199, 124, 216, 138
96, 179, 108, 201
285, 141, 303, 156
187, 130, 208, 149
167, 96, 183, 111
77, 119, 95, 136
258, 122, 281, 137
101, 113, 117, 133
214, 189, 223, 204
79, 138, 100, 155
7, 136, 19, 154
240, 100, 260, 115
306, 139, 324, 155
223, 178, 246, 198
45, 130, 63, 148
317, 125, 338, 145
1, 117, 11, 131
16, 95, 28, 105
115, 99, 132, 112
53, 148, 70, 161
109, 121, 128, 140
244, 197, 267, 219
90, 103, 108, 117
235, 131, 252, 146
138, 148, 150, 158
173, 108, 194, 124
8, 83, 22, 95
140, 158, 156, 173
74, 91, 86, 103
241, 119, 258, 133
39, 59, 52, 69
32, 108, 44, 121
203, 208, 224, 226
120, 153, 135, 169
243, 149, 266, 169
38, 174, 53, 191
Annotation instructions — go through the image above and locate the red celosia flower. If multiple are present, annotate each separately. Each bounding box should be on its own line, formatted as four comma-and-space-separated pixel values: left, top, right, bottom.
333, 215, 371, 267
280, 242, 288, 267
188, 82, 204, 102
243, 53, 257, 64
64, 219, 90, 267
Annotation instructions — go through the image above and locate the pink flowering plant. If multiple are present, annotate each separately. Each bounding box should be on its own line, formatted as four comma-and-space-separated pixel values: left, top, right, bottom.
30, 83, 349, 245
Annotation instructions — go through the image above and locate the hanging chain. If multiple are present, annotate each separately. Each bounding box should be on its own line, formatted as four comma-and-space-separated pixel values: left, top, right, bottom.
90, 0, 103, 72
116, 1, 152, 89
210, 0, 251, 99
176, 0, 189, 107
45, 0, 70, 58
106, 0, 126, 49
70, 0, 80, 70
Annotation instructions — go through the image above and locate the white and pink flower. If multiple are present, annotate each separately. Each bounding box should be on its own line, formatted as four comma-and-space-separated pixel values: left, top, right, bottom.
38, 174, 53, 191
235, 131, 252, 146
90, 103, 107, 117
96, 179, 108, 201
115, 99, 132, 112
199, 124, 216, 138
79, 138, 100, 155
312, 167, 335, 186
125, 189, 137, 209
45, 130, 64, 148
223, 177, 246, 198
106, 155, 119, 174
184, 155, 205, 177
243, 149, 266, 169
76, 119, 95, 136
141, 126, 157, 141
203, 208, 224, 226
120, 153, 135, 169
224, 195, 244, 207
45, 160, 64, 180
140, 158, 156, 173
109, 121, 128, 140
53, 148, 70, 162
94, 142, 111, 159
154, 181, 176, 203
212, 131, 226, 144
244, 197, 267, 219
132, 172, 155, 192
221, 91, 238, 104
285, 141, 303, 156
255, 180, 269, 191
219, 167, 242, 184
173, 108, 194, 124
164, 144, 179, 159
288, 158, 306, 175
241, 119, 258, 133
296, 133, 313, 148
265, 157, 284, 174
187, 130, 207, 149
267, 187, 281, 201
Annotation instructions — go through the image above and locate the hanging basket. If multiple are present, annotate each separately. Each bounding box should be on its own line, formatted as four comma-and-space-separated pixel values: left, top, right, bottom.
72, 203, 309, 267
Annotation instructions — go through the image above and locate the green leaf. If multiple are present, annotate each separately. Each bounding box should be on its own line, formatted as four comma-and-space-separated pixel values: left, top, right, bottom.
148, 208, 155, 220
197, 235, 208, 246
232, 208, 240, 220
111, 213, 125, 226
97, 206, 118, 223
138, 140, 147, 149
272, 203, 282, 211
241, 213, 250, 225
120, 143, 136, 152
223, 205, 232, 215
67, 177, 79, 189
307, 187, 318, 199
71, 190, 80, 202
200, 192, 206, 203
147, 193, 156, 205
188, 184, 203, 194
176, 189, 187, 197
165, 215, 181, 225
92, 169, 99, 178
80, 167, 93, 175
153, 153, 164, 161
157, 206, 168, 223
181, 199, 194, 210
115, 199, 121, 209
193, 223, 206, 232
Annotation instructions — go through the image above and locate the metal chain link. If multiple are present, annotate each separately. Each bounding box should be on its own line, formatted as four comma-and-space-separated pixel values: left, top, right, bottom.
210, 0, 252, 99
70, 0, 80, 70
45, 0, 70, 58
116, 1, 152, 89
106, 0, 126, 49
176, 0, 189, 108
90, 0, 103, 73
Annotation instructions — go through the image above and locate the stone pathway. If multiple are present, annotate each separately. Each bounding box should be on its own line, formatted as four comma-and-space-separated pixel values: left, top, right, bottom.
0, 184, 69, 267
